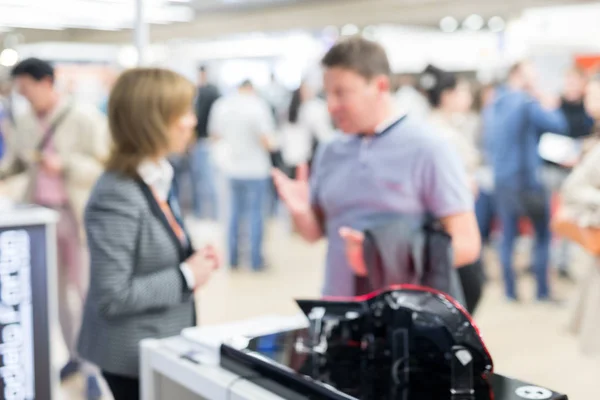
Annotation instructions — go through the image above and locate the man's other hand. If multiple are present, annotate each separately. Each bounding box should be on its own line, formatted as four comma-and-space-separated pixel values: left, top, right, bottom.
339, 227, 367, 276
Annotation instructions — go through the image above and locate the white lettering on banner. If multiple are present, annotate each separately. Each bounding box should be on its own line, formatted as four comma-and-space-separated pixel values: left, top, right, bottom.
0, 305, 19, 325
0, 230, 33, 400
3, 348, 20, 366
1, 275, 22, 307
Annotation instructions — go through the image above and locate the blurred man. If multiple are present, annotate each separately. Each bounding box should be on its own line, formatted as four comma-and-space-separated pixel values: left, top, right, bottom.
190, 65, 220, 220
0, 58, 108, 399
545, 67, 595, 280
561, 67, 594, 140
262, 72, 290, 126
273, 37, 481, 298
209, 80, 275, 271
484, 61, 568, 303
0, 69, 12, 161
98, 69, 118, 115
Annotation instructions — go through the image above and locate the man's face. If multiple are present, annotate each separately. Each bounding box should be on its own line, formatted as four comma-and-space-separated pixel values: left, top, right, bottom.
585, 81, 600, 120
14, 75, 52, 113
448, 81, 473, 114
323, 67, 388, 134
519, 62, 538, 92
564, 71, 586, 101
198, 71, 207, 85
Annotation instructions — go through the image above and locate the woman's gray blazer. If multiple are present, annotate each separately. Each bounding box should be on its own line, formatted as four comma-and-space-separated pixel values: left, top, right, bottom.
77, 171, 195, 378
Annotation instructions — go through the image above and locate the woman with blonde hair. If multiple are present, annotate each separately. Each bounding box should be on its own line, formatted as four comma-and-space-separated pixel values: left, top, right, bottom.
77, 68, 220, 399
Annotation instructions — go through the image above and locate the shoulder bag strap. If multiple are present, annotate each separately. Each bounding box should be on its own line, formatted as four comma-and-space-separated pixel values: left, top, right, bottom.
36, 105, 73, 152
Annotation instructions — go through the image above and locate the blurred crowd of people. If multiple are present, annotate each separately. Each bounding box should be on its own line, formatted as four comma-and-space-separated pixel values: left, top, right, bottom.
0, 35, 600, 400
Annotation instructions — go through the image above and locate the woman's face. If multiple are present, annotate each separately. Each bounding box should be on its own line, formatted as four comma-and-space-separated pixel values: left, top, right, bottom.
441, 81, 473, 114
168, 109, 197, 154
452, 81, 473, 113
585, 80, 600, 120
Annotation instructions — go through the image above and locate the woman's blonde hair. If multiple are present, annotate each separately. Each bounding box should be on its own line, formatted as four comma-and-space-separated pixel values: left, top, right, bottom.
105, 68, 195, 177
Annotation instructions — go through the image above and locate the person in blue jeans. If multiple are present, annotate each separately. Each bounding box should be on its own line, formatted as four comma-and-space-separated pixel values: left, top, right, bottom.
209, 80, 275, 270
229, 178, 269, 269
191, 66, 220, 220
190, 139, 218, 219
484, 62, 568, 302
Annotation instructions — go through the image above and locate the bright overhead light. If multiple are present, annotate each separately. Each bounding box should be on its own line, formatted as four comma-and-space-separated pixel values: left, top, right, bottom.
440, 16, 458, 33
488, 16, 506, 32
322, 25, 339, 38
0, 48, 19, 67
362, 25, 377, 41
463, 14, 485, 31
341, 24, 359, 36
0, 0, 195, 30
118, 46, 139, 68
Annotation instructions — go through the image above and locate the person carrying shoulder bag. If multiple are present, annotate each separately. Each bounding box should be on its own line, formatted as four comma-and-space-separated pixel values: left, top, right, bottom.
0, 58, 109, 399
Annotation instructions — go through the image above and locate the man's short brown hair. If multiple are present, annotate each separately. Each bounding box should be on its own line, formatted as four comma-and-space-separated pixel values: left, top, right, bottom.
321, 36, 391, 80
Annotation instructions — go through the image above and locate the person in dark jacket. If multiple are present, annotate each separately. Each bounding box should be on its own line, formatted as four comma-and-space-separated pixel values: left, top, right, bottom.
561, 67, 595, 140
190, 65, 220, 220
484, 61, 568, 303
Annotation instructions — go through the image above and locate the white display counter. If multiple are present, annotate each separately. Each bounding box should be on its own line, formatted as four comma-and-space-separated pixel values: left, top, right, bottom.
140, 336, 284, 400
0, 205, 60, 400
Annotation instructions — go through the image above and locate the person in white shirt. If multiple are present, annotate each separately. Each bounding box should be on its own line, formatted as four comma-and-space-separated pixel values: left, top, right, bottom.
209, 80, 275, 271
280, 81, 335, 177
262, 72, 291, 126
421, 64, 483, 314
394, 75, 430, 121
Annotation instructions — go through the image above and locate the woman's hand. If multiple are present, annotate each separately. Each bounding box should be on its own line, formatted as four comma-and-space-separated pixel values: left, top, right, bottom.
185, 245, 220, 290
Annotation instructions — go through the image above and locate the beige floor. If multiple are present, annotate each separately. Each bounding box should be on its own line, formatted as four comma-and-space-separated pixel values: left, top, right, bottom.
61, 219, 599, 400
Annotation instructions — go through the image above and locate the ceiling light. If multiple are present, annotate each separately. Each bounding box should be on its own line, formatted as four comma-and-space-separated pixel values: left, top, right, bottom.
341, 24, 359, 36
488, 16, 506, 32
0, 48, 19, 67
463, 14, 485, 31
362, 25, 377, 41
118, 46, 139, 68
322, 25, 339, 38
0, 0, 194, 30
439, 16, 458, 33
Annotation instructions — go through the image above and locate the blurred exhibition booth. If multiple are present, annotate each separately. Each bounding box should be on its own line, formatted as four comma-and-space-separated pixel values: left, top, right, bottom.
1, 1, 600, 400
1, 0, 600, 102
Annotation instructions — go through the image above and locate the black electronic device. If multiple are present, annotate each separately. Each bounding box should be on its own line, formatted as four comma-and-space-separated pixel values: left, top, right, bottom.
221, 286, 568, 400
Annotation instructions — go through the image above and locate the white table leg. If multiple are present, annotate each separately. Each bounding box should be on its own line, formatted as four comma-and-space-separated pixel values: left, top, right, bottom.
140, 339, 160, 400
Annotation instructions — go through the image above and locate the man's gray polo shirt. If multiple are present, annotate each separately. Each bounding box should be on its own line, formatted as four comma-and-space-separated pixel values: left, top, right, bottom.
310, 116, 474, 297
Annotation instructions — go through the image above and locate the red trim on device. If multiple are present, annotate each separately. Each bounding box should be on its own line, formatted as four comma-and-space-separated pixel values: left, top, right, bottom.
323, 284, 494, 373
